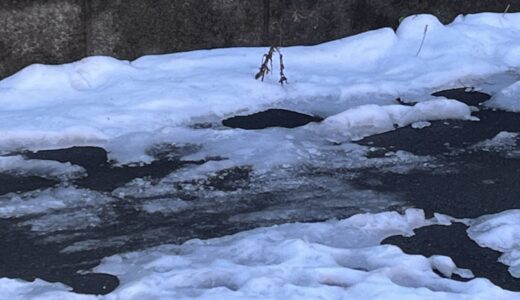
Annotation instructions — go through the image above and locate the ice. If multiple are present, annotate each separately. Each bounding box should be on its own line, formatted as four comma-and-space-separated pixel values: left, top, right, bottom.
0, 155, 85, 180
3, 209, 517, 299
109, 144, 436, 228
468, 210, 520, 278
0, 187, 114, 231
60, 237, 131, 254
411, 121, 431, 129
485, 81, 520, 112
471, 131, 519, 152
141, 198, 191, 214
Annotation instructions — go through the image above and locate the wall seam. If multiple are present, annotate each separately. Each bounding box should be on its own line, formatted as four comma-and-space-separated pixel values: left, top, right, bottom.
263, 0, 270, 45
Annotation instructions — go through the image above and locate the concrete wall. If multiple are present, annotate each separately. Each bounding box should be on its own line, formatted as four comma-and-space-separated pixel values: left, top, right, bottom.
0, 0, 517, 78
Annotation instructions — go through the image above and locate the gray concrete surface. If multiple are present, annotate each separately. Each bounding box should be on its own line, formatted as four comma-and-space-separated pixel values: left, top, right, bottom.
0, 0, 518, 78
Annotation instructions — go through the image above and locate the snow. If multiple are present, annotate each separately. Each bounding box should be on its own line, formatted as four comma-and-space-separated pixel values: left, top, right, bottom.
320, 99, 473, 141
4, 209, 518, 300
0, 155, 85, 180
1, 11, 520, 300
468, 210, 520, 278
0, 278, 89, 300
1, 13, 520, 163
486, 80, 520, 111
411, 121, 431, 129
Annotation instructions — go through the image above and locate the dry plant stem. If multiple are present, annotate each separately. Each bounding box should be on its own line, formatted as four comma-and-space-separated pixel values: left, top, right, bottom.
255, 46, 289, 85
255, 46, 277, 81
416, 24, 429, 57
278, 52, 288, 85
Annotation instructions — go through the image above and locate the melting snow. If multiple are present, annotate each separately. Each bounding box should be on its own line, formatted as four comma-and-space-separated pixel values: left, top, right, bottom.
486, 81, 520, 112
3, 209, 518, 300
0, 155, 85, 181
468, 210, 520, 278
1, 11, 520, 299
471, 132, 519, 152
0, 13, 519, 163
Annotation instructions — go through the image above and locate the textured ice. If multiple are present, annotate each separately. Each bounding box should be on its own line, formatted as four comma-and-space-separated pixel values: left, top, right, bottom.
471, 132, 519, 152
0, 155, 85, 180
141, 198, 191, 214
471, 132, 520, 159
468, 210, 520, 278
0, 187, 115, 232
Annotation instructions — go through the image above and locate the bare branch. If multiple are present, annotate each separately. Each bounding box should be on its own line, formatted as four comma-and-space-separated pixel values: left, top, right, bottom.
255, 46, 289, 85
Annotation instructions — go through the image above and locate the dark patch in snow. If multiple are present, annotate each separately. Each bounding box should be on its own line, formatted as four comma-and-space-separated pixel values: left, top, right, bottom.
355, 108, 520, 219
190, 122, 214, 129
395, 97, 417, 106
66, 273, 119, 295
25, 146, 109, 171
0, 174, 57, 195
222, 108, 323, 129
352, 150, 520, 219
383, 223, 520, 291
0, 219, 119, 295
23, 146, 207, 191
432, 88, 491, 106
359, 110, 520, 156
145, 143, 202, 161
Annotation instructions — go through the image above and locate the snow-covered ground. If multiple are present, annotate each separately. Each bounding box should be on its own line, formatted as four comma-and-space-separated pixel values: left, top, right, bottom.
2, 13, 520, 164
4, 209, 519, 300
2, 12, 520, 299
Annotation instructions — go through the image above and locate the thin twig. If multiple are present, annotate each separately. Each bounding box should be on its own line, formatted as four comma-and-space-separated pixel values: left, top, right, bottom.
504, 4, 511, 15
278, 51, 288, 85
255, 46, 289, 85
255, 46, 276, 81
416, 25, 429, 57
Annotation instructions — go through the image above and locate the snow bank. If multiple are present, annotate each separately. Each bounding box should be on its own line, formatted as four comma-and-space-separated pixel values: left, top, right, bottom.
0, 13, 519, 160
3, 209, 518, 300
468, 210, 520, 278
321, 99, 473, 141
